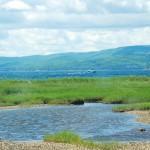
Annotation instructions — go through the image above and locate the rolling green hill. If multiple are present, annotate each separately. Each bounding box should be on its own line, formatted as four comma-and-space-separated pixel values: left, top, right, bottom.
0, 45, 150, 71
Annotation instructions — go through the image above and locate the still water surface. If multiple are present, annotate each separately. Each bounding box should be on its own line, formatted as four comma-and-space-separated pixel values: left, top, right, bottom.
0, 70, 150, 79
0, 103, 150, 142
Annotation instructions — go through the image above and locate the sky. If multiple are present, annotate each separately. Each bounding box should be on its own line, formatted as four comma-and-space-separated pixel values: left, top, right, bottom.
0, 0, 150, 56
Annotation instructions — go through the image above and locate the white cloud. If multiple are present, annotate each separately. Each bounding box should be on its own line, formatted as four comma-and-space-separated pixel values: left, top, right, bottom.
69, 0, 87, 13
0, 0, 150, 56
43, 0, 87, 13
0, 27, 150, 56
102, 0, 150, 13
35, 5, 47, 11
0, 11, 149, 29
1, 0, 150, 29
22, 12, 150, 28
0, 0, 31, 10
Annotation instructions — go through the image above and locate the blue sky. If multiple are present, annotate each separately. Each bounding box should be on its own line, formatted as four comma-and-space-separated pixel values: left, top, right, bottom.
0, 0, 150, 56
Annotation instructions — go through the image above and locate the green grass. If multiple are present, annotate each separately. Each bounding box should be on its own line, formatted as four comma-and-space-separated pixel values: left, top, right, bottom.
43, 131, 118, 150
44, 131, 82, 144
0, 77, 150, 111
113, 102, 150, 112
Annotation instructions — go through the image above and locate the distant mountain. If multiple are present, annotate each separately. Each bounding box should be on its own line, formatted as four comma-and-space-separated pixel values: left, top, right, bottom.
0, 45, 150, 71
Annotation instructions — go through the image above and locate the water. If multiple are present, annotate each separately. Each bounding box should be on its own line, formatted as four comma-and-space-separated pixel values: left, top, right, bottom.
0, 103, 150, 142
0, 69, 150, 79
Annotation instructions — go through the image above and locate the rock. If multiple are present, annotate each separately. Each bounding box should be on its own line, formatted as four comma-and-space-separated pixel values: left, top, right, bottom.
139, 128, 146, 132
71, 100, 84, 105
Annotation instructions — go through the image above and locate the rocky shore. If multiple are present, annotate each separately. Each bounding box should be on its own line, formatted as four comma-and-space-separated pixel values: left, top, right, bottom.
0, 141, 91, 150
122, 142, 150, 150
1, 141, 150, 150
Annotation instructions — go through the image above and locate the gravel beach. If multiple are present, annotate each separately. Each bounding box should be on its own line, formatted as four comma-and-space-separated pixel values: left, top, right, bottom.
1, 141, 150, 150
0, 141, 91, 150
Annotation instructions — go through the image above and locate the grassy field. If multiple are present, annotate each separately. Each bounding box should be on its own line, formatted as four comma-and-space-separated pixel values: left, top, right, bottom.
0, 77, 150, 111
44, 131, 118, 150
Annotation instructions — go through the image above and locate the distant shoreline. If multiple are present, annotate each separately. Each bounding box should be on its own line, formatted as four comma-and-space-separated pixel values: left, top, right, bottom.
0, 104, 62, 110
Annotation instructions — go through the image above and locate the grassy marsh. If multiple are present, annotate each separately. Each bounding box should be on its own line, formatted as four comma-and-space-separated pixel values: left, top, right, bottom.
0, 77, 150, 111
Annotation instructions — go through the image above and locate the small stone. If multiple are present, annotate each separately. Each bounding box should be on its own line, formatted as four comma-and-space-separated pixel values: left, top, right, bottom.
139, 128, 146, 132
71, 100, 84, 105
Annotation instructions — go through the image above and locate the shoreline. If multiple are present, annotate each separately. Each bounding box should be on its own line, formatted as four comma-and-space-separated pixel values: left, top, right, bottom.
0, 104, 64, 110
0, 103, 108, 110
1, 141, 150, 150
0, 141, 91, 150
126, 110, 150, 124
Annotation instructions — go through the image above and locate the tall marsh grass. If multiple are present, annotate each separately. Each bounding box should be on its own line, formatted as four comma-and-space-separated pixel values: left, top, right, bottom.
0, 77, 150, 108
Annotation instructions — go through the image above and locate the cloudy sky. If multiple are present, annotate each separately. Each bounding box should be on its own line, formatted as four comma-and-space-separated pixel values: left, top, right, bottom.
0, 0, 150, 56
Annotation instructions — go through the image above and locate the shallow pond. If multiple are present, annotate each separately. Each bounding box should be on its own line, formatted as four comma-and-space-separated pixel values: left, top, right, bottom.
0, 103, 150, 142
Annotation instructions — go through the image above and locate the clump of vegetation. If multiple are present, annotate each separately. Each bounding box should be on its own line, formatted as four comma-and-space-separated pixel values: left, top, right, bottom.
43, 131, 118, 150
3, 88, 22, 95
44, 131, 82, 144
